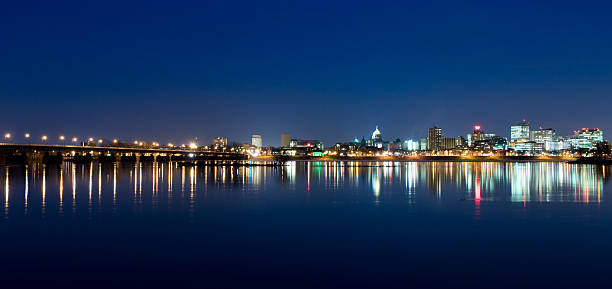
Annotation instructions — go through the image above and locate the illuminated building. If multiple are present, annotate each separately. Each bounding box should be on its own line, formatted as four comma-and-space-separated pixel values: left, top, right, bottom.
403, 139, 419, 151
467, 125, 494, 146
427, 127, 442, 151
510, 120, 530, 141
530, 128, 556, 151
251, 135, 262, 148
281, 133, 291, 148
570, 128, 603, 150
367, 126, 385, 148
420, 138, 428, 151
212, 137, 227, 149
290, 139, 324, 150
510, 141, 544, 155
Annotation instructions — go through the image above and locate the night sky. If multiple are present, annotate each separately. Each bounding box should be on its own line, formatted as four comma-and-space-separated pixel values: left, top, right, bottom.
2, 0, 611, 146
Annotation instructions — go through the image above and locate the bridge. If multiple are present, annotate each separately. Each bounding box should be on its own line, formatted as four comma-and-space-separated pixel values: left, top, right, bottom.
0, 143, 247, 164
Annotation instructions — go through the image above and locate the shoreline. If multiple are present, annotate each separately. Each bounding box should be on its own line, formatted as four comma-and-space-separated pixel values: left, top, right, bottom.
253, 155, 578, 163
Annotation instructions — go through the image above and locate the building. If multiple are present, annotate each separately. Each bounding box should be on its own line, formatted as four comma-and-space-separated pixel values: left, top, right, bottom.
403, 139, 419, 151
511, 120, 530, 141
290, 139, 324, 150
212, 137, 227, 149
420, 138, 428, 151
427, 127, 442, 151
441, 137, 457, 150
251, 135, 262, 148
367, 126, 385, 148
281, 133, 291, 148
570, 128, 603, 150
529, 128, 555, 151
467, 125, 492, 146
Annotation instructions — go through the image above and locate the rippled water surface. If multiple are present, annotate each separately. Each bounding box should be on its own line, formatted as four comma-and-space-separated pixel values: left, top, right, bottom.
0, 161, 611, 287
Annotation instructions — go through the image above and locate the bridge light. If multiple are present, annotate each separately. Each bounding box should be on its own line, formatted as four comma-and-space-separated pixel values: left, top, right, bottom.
4, 133, 10, 139
88, 138, 94, 142
72, 137, 78, 142
42, 135, 48, 141
24, 133, 30, 138
98, 139, 103, 144
59, 135, 65, 141
113, 139, 118, 144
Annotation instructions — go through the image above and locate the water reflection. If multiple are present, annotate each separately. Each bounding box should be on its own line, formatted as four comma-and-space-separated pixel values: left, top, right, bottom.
0, 161, 609, 219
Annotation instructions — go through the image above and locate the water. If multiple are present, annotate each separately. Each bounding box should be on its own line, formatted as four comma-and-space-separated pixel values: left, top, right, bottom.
0, 161, 610, 287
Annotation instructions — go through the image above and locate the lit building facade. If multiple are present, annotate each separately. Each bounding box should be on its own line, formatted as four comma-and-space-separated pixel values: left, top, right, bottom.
427, 127, 442, 151
251, 135, 262, 148
511, 120, 530, 141
570, 128, 603, 150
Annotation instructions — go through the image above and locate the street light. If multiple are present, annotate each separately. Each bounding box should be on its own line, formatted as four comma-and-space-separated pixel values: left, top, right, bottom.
113, 139, 118, 144
189, 143, 198, 150
42, 135, 48, 141
59, 135, 65, 141
72, 137, 78, 143
88, 138, 94, 142
24, 133, 30, 139
98, 139, 103, 144
4, 133, 10, 139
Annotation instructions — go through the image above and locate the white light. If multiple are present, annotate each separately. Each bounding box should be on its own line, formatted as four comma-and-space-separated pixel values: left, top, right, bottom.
24, 133, 30, 138
4, 133, 10, 139
72, 137, 78, 142
189, 143, 198, 149
42, 135, 48, 141
59, 135, 65, 141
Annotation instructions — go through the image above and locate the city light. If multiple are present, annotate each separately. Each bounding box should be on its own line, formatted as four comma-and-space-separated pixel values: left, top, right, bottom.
88, 138, 94, 142
113, 139, 118, 144
189, 143, 198, 149
4, 133, 10, 139
72, 137, 78, 142
24, 133, 30, 138
59, 135, 65, 141
98, 139, 103, 144
42, 135, 48, 141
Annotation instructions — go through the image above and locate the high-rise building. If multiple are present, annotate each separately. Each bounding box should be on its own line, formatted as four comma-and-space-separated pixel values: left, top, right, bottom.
280, 133, 291, 148
530, 128, 555, 145
251, 135, 262, 148
570, 128, 603, 150
427, 127, 442, 151
511, 120, 530, 141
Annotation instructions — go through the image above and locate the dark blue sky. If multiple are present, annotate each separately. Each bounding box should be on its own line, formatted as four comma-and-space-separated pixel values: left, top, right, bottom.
1, 0, 611, 146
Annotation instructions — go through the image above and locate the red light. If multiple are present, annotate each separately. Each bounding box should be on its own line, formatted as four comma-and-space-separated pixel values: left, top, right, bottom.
474, 125, 481, 131
307, 142, 311, 147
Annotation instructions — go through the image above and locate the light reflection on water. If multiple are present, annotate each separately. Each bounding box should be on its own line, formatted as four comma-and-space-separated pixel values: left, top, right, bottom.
0, 161, 609, 219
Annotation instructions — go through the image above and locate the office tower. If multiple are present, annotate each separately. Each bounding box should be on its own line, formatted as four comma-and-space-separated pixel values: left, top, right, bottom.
281, 133, 291, 148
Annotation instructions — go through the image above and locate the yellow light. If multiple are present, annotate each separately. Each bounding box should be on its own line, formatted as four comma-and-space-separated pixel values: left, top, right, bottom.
72, 137, 78, 142
4, 133, 10, 139
88, 138, 94, 142
24, 133, 30, 138
42, 135, 48, 141
113, 139, 118, 143
168, 143, 174, 147
189, 143, 198, 149
134, 140, 138, 144
98, 139, 103, 144
59, 135, 65, 141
